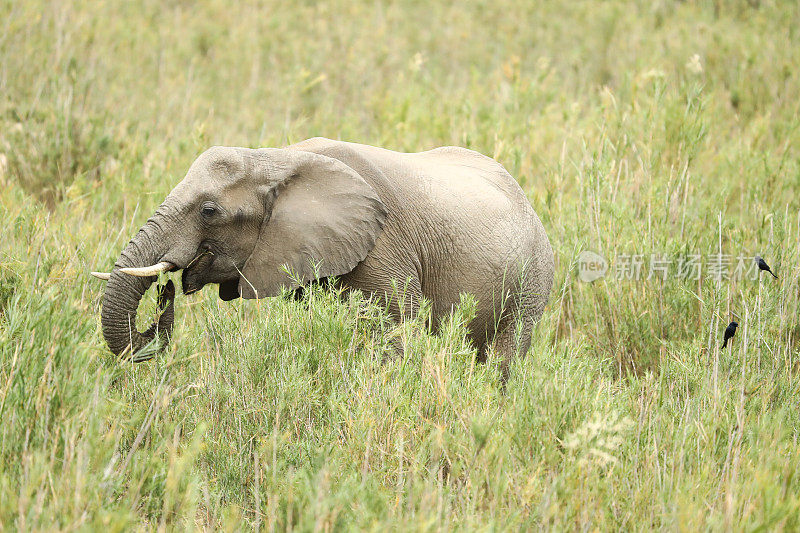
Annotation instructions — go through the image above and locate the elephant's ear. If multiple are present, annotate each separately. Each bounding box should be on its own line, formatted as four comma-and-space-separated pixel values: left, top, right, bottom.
238, 150, 387, 299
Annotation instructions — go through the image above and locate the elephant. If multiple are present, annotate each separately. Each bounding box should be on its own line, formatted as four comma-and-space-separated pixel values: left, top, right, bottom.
93, 137, 554, 373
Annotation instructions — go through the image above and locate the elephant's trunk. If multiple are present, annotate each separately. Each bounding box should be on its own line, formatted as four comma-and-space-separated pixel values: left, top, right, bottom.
101, 213, 175, 360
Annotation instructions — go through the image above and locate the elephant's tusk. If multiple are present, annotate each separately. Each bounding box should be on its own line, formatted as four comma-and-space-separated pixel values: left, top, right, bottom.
90, 271, 111, 280
120, 261, 175, 277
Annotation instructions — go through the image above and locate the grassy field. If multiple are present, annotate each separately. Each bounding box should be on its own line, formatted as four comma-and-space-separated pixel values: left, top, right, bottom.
2, 0, 800, 529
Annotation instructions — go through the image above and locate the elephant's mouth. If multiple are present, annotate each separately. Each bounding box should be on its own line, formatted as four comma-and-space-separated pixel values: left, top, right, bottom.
180, 249, 241, 301
181, 250, 215, 295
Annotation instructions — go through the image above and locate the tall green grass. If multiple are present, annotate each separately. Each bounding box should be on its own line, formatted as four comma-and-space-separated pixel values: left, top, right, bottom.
2, 0, 800, 529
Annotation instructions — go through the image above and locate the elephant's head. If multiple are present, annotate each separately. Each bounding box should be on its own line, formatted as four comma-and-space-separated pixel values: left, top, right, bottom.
97, 146, 387, 359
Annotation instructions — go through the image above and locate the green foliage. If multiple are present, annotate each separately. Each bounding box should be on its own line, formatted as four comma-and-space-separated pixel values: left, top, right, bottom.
2, 0, 800, 529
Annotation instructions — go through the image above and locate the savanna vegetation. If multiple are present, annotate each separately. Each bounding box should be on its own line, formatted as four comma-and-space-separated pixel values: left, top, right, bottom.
2, 0, 800, 529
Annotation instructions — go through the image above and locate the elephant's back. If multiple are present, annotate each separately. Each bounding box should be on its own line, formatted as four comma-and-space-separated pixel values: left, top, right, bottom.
402, 146, 542, 249
287, 138, 531, 218
408, 146, 533, 210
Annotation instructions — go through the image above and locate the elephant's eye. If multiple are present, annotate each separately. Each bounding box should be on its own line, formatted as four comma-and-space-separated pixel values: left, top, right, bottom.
201, 203, 217, 218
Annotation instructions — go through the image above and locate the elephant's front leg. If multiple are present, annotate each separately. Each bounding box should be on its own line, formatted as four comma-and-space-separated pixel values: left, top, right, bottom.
380, 276, 423, 360
341, 267, 423, 360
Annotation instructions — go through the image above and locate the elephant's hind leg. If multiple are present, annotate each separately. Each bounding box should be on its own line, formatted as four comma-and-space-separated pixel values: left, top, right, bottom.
489, 255, 551, 381
488, 272, 545, 382
491, 310, 534, 382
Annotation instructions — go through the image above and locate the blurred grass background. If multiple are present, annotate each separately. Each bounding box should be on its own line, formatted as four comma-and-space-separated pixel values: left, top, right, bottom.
2, 0, 800, 529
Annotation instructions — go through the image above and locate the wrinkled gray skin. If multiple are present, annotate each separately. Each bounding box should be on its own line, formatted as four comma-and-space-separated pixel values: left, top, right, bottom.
101, 138, 554, 371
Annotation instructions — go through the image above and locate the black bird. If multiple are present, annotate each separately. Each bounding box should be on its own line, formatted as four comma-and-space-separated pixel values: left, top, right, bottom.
755, 256, 778, 279
721, 321, 738, 349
